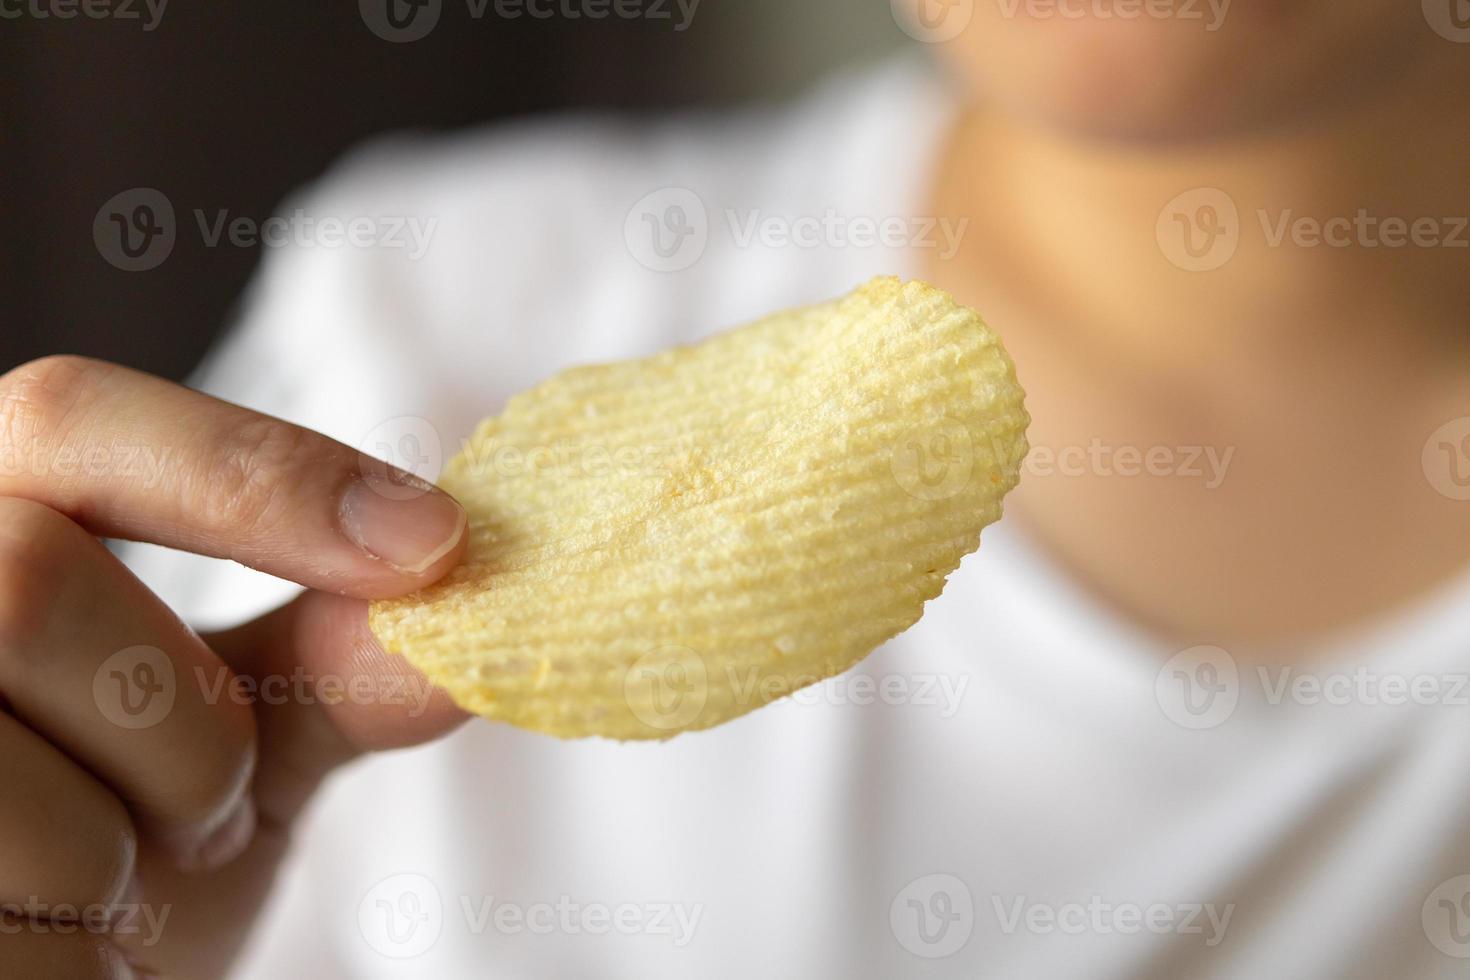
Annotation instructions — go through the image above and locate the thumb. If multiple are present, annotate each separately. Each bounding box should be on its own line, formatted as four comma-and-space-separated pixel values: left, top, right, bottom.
202, 591, 468, 828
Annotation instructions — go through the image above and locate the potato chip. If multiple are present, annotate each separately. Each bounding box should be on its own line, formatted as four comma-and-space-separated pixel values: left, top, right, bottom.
369, 277, 1029, 739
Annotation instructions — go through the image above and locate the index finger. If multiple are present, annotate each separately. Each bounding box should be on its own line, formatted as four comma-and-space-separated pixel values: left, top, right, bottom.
0, 356, 467, 598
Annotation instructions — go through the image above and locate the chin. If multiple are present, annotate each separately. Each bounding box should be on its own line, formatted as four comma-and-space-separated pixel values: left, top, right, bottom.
934, 0, 1435, 146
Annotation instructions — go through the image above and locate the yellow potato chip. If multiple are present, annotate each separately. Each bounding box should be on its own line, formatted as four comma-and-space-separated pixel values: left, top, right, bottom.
369, 277, 1029, 739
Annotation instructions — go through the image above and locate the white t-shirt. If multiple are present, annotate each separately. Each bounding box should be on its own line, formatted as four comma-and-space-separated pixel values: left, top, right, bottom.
122, 57, 1470, 980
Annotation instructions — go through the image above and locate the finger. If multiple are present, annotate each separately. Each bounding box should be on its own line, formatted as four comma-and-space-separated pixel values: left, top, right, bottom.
0, 930, 144, 980
0, 497, 256, 870
0, 711, 137, 913
0, 356, 466, 599
204, 590, 467, 828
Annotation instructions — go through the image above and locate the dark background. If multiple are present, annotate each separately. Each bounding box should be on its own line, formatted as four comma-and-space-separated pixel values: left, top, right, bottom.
2, 1, 900, 381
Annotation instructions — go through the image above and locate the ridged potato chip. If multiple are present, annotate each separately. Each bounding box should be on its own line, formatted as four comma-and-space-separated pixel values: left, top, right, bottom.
369, 277, 1029, 739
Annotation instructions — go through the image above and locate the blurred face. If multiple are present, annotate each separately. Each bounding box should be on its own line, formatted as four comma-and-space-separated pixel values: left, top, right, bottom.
897, 0, 1445, 143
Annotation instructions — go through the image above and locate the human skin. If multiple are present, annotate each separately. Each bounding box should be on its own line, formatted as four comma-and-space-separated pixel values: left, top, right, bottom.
909, 0, 1470, 651
0, 356, 470, 977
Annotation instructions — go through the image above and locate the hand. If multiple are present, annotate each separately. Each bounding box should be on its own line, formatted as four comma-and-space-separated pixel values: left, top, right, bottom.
0, 356, 470, 978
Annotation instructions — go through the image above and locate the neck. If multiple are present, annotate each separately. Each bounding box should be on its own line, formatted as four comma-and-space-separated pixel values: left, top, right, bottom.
924, 54, 1470, 648
934, 51, 1470, 398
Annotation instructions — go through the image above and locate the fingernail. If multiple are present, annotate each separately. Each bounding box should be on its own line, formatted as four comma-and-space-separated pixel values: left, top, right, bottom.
185, 796, 256, 872
339, 475, 467, 574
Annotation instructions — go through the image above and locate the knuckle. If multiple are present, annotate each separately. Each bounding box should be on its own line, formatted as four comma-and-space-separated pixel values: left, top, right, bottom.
0, 355, 104, 458
196, 415, 319, 534
0, 498, 80, 647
